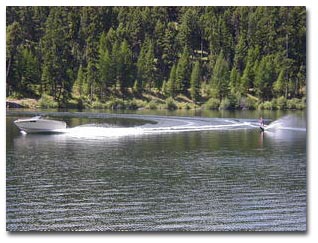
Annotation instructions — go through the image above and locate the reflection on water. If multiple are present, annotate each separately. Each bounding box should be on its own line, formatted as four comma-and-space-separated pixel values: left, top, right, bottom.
6, 112, 306, 231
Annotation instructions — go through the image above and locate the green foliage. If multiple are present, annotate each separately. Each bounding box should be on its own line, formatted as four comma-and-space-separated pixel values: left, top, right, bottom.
91, 100, 109, 109
190, 61, 201, 102
161, 80, 168, 95
133, 80, 142, 93
217, 95, 238, 110
98, 35, 112, 90
238, 96, 258, 110
107, 98, 126, 109
177, 102, 193, 110
229, 67, 240, 95
166, 64, 177, 97
240, 47, 259, 94
210, 51, 230, 99
204, 98, 220, 110
125, 99, 139, 110
262, 101, 274, 110
177, 8, 200, 52
273, 69, 286, 97
40, 7, 75, 104
117, 40, 134, 89
245, 96, 258, 110
219, 98, 231, 110
165, 97, 178, 110
254, 55, 276, 99
261, 99, 277, 110
6, 21, 23, 96
146, 100, 159, 110
276, 96, 287, 110
6, 6, 306, 109
137, 38, 156, 89
72, 65, 85, 97
38, 94, 58, 108
15, 47, 41, 97
286, 98, 305, 110
175, 47, 190, 94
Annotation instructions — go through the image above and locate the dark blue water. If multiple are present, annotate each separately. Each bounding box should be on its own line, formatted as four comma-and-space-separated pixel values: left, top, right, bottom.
6, 111, 306, 231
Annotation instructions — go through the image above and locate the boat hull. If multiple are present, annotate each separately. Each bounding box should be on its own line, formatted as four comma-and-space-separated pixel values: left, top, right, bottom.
14, 117, 66, 134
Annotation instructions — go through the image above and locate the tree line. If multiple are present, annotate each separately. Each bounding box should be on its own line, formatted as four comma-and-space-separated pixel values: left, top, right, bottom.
6, 6, 306, 109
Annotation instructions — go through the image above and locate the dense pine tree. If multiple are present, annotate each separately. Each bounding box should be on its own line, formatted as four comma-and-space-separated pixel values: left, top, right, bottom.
210, 51, 230, 100
190, 61, 201, 102
167, 64, 177, 97
6, 6, 306, 109
72, 65, 85, 98
41, 7, 74, 105
175, 47, 191, 94
98, 33, 112, 94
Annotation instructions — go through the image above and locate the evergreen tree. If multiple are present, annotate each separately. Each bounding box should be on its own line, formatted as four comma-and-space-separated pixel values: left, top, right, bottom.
6, 6, 306, 108
137, 38, 156, 90
137, 40, 148, 90
167, 64, 177, 97
233, 35, 246, 73
133, 79, 142, 93
161, 23, 178, 79
86, 59, 98, 100
105, 28, 117, 53
240, 63, 252, 94
98, 33, 113, 93
273, 69, 286, 98
41, 7, 74, 104
144, 40, 156, 89
254, 55, 276, 100
119, 40, 134, 90
175, 47, 190, 94
72, 65, 85, 97
161, 80, 168, 95
111, 40, 121, 89
190, 61, 201, 102
210, 51, 230, 100
6, 21, 23, 95
177, 8, 200, 53
19, 47, 41, 96
240, 47, 259, 94
229, 67, 240, 95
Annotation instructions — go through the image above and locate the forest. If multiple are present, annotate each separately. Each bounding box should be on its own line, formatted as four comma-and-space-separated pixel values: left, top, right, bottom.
6, 6, 306, 110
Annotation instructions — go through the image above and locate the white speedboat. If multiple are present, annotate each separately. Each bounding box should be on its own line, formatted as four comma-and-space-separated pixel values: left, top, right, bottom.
14, 116, 67, 134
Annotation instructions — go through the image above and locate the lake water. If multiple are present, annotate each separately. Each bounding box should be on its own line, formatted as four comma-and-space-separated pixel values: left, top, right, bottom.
6, 110, 306, 231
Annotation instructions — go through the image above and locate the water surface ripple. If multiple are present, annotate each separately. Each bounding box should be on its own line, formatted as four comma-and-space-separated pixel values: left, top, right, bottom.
6, 113, 306, 231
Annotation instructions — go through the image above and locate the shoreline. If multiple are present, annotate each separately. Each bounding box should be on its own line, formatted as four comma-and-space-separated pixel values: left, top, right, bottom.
6, 96, 306, 111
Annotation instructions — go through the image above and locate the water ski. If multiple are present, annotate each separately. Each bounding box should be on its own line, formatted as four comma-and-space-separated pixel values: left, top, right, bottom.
260, 124, 268, 132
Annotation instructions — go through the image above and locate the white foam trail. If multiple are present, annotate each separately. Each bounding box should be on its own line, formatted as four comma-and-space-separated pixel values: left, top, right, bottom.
65, 126, 143, 138
55, 114, 306, 139
145, 122, 249, 132
64, 121, 252, 139
264, 115, 306, 132
279, 127, 306, 132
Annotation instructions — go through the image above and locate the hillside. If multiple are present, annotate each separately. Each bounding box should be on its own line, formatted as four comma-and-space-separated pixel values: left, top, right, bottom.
6, 6, 306, 110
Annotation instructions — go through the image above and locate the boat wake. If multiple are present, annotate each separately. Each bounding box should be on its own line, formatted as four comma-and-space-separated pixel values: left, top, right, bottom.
9, 111, 306, 139
66, 126, 143, 138
64, 117, 257, 139
64, 114, 306, 139
264, 115, 306, 132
